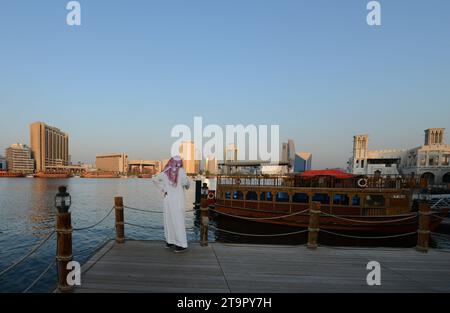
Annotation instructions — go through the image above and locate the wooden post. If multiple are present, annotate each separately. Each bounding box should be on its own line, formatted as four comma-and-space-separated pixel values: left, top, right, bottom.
416, 200, 431, 253
307, 202, 321, 249
56, 209, 73, 293
115, 197, 125, 244
200, 195, 209, 247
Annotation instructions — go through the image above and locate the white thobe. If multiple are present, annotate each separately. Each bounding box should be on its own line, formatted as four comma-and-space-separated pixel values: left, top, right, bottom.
152, 169, 190, 248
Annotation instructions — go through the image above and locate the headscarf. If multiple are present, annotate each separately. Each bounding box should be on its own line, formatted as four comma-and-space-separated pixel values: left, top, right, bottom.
162, 156, 183, 186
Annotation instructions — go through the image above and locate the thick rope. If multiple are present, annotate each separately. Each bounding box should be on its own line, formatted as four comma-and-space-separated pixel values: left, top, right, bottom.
73, 206, 115, 231
124, 222, 165, 230
209, 225, 309, 237
0, 231, 55, 278
320, 212, 418, 224
124, 205, 195, 213
22, 259, 56, 293
209, 208, 310, 220
320, 229, 417, 239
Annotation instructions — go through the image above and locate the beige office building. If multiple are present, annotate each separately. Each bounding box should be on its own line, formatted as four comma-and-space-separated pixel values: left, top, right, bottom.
30, 122, 69, 172
180, 141, 197, 174
5, 143, 35, 174
96, 153, 128, 174
206, 156, 218, 174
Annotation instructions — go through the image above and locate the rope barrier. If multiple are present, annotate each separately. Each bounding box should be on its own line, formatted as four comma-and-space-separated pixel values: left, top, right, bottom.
125, 221, 195, 231
0, 231, 55, 278
22, 259, 56, 293
209, 225, 309, 237
209, 208, 310, 221
320, 229, 417, 239
74, 227, 115, 257
320, 212, 418, 224
124, 222, 165, 230
124, 205, 195, 213
73, 206, 115, 231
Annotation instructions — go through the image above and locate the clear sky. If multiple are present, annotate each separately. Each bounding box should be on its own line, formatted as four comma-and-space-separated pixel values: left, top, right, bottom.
1, 0, 449, 168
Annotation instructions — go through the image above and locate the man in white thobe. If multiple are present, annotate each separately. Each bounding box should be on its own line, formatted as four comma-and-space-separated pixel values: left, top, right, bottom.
153, 156, 190, 252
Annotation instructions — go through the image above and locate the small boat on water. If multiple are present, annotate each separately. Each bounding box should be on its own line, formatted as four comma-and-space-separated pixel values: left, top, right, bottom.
0, 171, 25, 178
212, 170, 449, 235
34, 172, 72, 178
81, 172, 120, 179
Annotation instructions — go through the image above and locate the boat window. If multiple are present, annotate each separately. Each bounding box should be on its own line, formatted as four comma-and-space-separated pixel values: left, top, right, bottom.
233, 191, 244, 200
312, 193, 330, 205
260, 192, 273, 201
365, 194, 385, 207
225, 191, 231, 199
276, 192, 290, 203
292, 193, 309, 203
352, 195, 361, 206
333, 194, 349, 205
246, 191, 258, 201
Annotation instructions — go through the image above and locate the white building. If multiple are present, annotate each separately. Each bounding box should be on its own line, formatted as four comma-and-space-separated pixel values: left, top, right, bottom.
5, 143, 35, 174
348, 128, 450, 185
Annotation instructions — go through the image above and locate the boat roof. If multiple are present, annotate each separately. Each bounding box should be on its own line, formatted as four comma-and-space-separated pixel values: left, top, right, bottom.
299, 169, 355, 179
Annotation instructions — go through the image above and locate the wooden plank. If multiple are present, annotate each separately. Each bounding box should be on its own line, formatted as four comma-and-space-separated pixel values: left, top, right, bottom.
75, 240, 450, 293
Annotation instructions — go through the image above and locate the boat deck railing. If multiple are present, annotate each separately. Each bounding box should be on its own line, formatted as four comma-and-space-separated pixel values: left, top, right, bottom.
217, 174, 427, 190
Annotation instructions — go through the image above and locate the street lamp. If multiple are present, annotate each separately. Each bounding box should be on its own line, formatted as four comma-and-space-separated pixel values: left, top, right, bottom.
55, 186, 71, 213
201, 183, 208, 199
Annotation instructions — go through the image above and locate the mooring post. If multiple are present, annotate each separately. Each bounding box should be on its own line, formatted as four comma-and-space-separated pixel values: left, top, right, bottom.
55, 186, 74, 293
200, 183, 209, 246
115, 196, 125, 244
416, 200, 431, 253
307, 201, 321, 249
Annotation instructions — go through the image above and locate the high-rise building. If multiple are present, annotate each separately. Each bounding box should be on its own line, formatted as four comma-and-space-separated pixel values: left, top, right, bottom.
96, 153, 128, 174
5, 143, 35, 174
30, 122, 69, 172
282, 140, 296, 172
294, 152, 312, 173
0, 155, 7, 171
206, 155, 218, 174
180, 141, 197, 174
224, 144, 239, 162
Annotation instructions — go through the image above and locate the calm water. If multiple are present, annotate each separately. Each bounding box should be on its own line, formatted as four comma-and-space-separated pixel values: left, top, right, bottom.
1, 178, 449, 292
0, 178, 201, 293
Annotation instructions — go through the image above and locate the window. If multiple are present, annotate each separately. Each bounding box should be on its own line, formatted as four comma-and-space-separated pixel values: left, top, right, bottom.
352, 195, 361, 206
442, 155, 450, 166
246, 191, 258, 201
333, 194, 349, 206
233, 191, 244, 200
225, 191, 231, 199
260, 192, 273, 201
312, 193, 330, 205
276, 192, 290, 203
292, 193, 309, 204
365, 195, 385, 207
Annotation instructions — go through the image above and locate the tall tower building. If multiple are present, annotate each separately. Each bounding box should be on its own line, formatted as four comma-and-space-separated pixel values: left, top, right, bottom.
180, 141, 196, 174
424, 128, 445, 146
352, 134, 369, 171
30, 122, 69, 172
224, 144, 239, 162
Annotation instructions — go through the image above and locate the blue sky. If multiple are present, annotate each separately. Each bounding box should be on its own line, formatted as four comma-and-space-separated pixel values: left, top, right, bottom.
1, 0, 449, 168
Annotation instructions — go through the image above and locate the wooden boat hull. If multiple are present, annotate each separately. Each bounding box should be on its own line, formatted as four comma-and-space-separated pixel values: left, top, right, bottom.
212, 204, 448, 234
34, 173, 71, 178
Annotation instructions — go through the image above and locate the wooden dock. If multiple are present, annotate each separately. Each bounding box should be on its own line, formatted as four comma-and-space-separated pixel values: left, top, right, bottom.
75, 240, 450, 293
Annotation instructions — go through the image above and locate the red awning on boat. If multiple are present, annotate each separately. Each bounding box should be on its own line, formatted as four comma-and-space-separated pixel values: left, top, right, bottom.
299, 170, 355, 179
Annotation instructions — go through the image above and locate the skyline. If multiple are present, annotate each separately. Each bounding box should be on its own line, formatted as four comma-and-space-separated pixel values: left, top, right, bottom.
1, 0, 450, 168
